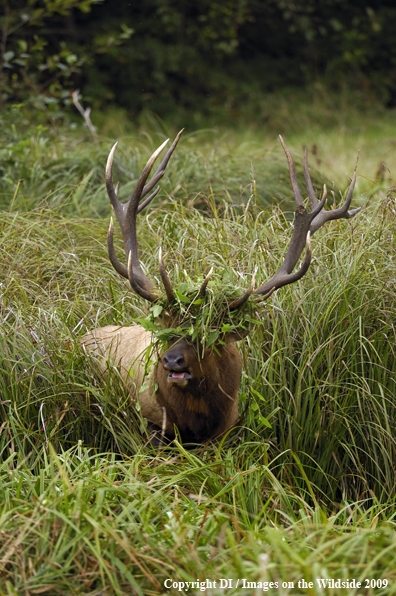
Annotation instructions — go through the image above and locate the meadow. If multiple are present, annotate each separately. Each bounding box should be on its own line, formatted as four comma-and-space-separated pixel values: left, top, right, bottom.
1, 93, 396, 594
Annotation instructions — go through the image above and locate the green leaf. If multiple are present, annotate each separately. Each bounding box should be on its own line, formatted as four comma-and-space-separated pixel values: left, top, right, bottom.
18, 40, 28, 52
259, 416, 272, 429
176, 283, 188, 294
206, 329, 219, 347
135, 318, 158, 332
150, 304, 163, 318
138, 382, 150, 393
4, 51, 15, 62
120, 24, 134, 39
251, 388, 266, 402
154, 327, 180, 341
175, 290, 191, 304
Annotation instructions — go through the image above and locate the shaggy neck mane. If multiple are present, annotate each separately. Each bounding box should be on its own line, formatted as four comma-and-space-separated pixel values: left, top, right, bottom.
154, 344, 241, 442
160, 378, 234, 442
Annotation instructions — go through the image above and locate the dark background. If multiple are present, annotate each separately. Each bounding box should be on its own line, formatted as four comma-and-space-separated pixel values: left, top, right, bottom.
2, 0, 396, 122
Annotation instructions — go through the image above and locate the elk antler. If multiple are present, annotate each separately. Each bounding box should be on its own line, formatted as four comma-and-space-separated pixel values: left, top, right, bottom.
230, 135, 360, 309
106, 130, 185, 302
106, 130, 219, 303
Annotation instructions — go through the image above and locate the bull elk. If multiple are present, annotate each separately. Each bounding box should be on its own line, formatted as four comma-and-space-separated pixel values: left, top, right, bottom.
81, 131, 360, 444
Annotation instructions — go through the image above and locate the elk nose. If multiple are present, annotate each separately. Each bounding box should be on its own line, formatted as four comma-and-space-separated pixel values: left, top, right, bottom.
162, 352, 186, 370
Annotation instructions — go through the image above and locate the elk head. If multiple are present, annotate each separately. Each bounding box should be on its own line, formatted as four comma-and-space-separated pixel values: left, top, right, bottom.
102, 131, 360, 442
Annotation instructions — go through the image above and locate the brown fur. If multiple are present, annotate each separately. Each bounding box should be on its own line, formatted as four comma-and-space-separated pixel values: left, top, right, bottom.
81, 326, 242, 443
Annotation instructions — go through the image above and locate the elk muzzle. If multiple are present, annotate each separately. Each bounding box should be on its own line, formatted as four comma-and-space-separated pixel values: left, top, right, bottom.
162, 340, 193, 387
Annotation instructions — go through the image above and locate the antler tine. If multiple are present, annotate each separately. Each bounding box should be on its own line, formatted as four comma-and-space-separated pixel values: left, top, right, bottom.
198, 267, 214, 298
137, 186, 161, 214
252, 286, 276, 304
126, 139, 170, 215
134, 129, 185, 213
106, 181, 129, 279
228, 268, 257, 310
107, 216, 128, 279
141, 129, 184, 200
159, 247, 175, 303
303, 147, 361, 234
344, 205, 362, 219
279, 134, 304, 207
106, 143, 123, 221
303, 147, 320, 210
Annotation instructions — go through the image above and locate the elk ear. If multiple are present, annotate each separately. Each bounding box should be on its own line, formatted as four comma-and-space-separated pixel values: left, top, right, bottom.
224, 328, 250, 343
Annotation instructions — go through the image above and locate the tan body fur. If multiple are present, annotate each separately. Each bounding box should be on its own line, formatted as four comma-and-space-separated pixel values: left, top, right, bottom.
81, 325, 241, 442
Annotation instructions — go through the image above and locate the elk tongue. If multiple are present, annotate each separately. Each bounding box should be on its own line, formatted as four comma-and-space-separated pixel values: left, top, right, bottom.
171, 372, 186, 379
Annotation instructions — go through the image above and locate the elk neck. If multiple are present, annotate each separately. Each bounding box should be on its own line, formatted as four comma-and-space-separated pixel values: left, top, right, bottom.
153, 342, 242, 441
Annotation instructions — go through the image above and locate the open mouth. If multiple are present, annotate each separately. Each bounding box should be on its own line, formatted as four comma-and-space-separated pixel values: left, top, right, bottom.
168, 371, 192, 381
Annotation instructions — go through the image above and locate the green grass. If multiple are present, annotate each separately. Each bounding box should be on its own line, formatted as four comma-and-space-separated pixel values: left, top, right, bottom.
2, 98, 396, 593
3, 89, 396, 218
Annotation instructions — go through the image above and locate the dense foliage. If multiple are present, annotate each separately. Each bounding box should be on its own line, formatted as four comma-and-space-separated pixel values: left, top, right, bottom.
2, 0, 396, 121
1, 112, 396, 590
